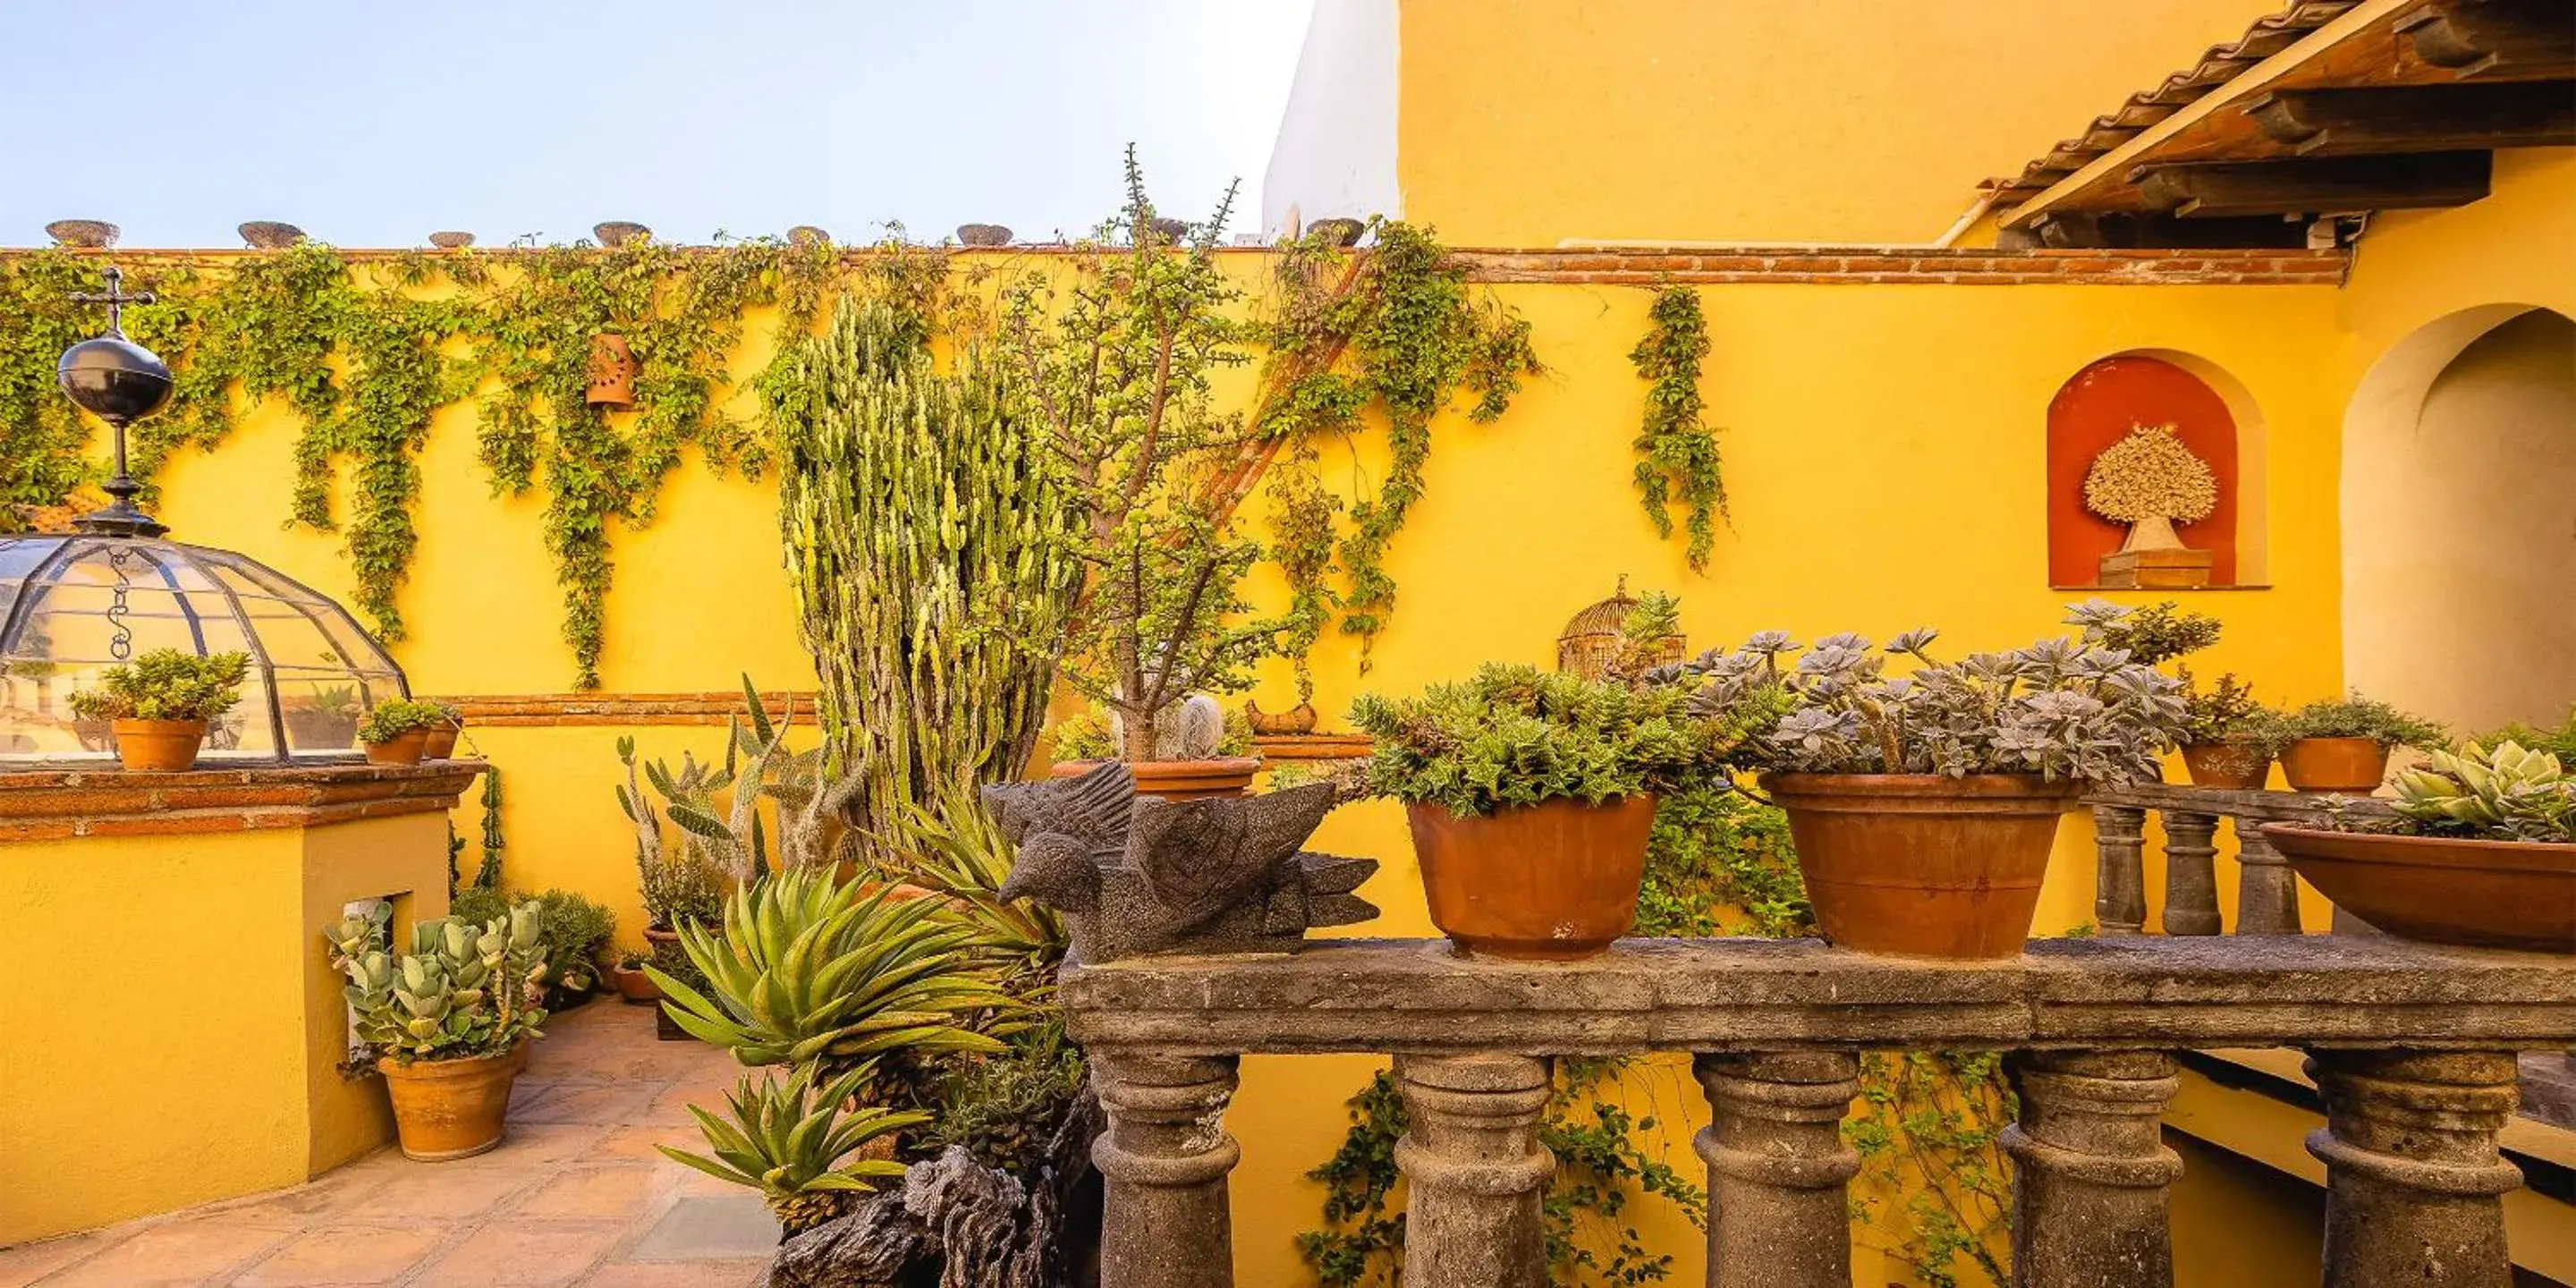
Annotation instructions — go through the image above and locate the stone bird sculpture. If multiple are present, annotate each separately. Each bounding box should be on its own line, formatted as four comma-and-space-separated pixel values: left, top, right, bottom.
983, 761, 1378, 962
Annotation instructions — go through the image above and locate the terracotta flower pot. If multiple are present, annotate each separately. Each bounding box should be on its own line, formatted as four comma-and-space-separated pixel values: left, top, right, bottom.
1244, 700, 1319, 737
1759, 773, 2085, 960
2261, 824, 2575, 953
1406, 795, 1657, 961
1050, 756, 1263, 801
111, 718, 205, 772
610, 964, 662, 1004
2278, 737, 2390, 793
422, 719, 462, 759
364, 728, 430, 767
2181, 741, 2272, 791
377, 1046, 523, 1161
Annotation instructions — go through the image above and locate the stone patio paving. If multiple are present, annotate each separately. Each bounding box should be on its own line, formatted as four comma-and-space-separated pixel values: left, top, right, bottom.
0, 1000, 780, 1287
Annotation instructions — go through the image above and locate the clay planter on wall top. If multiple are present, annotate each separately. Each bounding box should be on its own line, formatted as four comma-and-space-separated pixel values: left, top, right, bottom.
2181, 741, 2272, 791
422, 716, 463, 760
111, 718, 205, 772
364, 728, 430, 767
1407, 795, 1657, 961
1050, 757, 1263, 801
2277, 736, 2389, 792
1760, 773, 2085, 959
2260, 824, 2576, 953
378, 1045, 525, 1160
586, 334, 637, 407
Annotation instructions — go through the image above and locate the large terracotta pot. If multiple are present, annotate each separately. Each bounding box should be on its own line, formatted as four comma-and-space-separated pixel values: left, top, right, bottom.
422, 717, 462, 759
378, 1045, 524, 1160
1759, 773, 2084, 960
609, 963, 661, 1004
2261, 824, 2575, 953
111, 718, 205, 772
1050, 756, 1263, 801
2181, 741, 2272, 791
1406, 795, 1657, 961
364, 728, 430, 767
2278, 737, 2390, 792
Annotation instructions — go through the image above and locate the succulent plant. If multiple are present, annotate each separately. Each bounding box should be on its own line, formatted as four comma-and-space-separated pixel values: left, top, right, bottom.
659, 1062, 924, 1235
2175, 666, 2292, 753
616, 677, 863, 885
65, 648, 250, 723
2063, 598, 2221, 668
2390, 740, 2575, 843
326, 901, 547, 1063
2285, 693, 2446, 750
649, 865, 1015, 1074
357, 699, 450, 745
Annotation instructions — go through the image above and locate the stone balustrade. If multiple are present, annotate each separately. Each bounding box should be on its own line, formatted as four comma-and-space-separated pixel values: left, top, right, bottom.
1062, 935, 2576, 1288
2085, 782, 2393, 937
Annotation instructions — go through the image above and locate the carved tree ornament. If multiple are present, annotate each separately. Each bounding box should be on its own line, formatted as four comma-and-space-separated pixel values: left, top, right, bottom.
2082, 423, 2220, 588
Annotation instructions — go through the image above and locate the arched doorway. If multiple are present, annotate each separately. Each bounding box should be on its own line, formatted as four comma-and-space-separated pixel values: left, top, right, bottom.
2343, 307, 2576, 733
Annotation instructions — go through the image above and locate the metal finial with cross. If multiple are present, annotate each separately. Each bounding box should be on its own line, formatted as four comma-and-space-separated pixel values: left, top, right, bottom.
66, 266, 157, 337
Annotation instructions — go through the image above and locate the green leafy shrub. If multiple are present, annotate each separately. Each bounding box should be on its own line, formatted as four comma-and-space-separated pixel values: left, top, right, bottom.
1634, 784, 1809, 939
1352, 663, 1767, 816
2174, 666, 2292, 754
2387, 740, 2574, 843
912, 1019, 1089, 1176
661, 1061, 923, 1235
2474, 708, 2576, 761
65, 648, 250, 723
524, 887, 615, 996
2063, 597, 2221, 667
357, 699, 449, 744
2286, 692, 2445, 750
324, 901, 547, 1063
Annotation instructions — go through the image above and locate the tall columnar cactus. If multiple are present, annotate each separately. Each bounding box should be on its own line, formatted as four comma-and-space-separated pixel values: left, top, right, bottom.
767, 292, 1081, 854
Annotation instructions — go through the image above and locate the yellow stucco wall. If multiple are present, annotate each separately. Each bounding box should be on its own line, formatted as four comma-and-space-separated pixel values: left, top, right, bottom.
0, 814, 448, 1245
1390, 0, 2292, 244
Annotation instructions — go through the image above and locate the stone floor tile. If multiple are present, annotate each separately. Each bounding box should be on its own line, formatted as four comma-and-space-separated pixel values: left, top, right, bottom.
478, 1123, 618, 1165
623, 1192, 780, 1262
509, 1166, 665, 1222
407, 1224, 622, 1288
32, 1219, 288, 1287
0, 1232, 117, 1288
228, 1224, 446, 1285
512, 1082, 659, 1126
328, 1164, 547, 1223
587, 1123, 696, 1164
576, 1258, 770, 1287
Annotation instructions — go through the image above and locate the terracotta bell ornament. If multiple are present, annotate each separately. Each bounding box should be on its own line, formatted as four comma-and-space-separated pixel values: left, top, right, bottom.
586, 334, 637, 408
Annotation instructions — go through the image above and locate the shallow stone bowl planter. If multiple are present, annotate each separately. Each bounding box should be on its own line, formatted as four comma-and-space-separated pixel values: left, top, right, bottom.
2261, 824, 2575, 953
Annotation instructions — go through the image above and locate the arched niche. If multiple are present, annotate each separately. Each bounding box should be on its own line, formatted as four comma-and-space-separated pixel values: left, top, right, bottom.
2046, 352, 2267, 588
2343, 305, 2576, 733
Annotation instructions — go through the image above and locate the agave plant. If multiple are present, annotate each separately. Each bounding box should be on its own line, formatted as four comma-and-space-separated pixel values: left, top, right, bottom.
619, 676, 866, 884
649, 864, 1016, 1072
659, 1062, 925, 1234
2391, 740, 2575, 843
873, 775, 1070, 982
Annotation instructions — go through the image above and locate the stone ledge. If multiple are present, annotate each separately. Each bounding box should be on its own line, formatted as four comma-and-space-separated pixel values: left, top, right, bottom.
2088, 781, 2394, 822
1063, 935, 2576, 1056
0, 759, 486, 838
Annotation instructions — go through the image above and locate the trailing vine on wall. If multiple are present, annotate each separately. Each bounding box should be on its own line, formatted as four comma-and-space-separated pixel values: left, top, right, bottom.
1628, 286, 1726, 572
0, 240, 845, 685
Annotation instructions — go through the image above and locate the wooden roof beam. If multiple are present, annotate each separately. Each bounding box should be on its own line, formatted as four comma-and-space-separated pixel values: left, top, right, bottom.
2248, 82, 2576, 153
2394, 0, 2576, 80
2134, 150, 2494, 216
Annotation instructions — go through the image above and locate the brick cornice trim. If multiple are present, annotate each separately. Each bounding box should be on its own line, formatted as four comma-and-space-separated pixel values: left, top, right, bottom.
1453, 247, 2347, 286
0, 760, 486, 841
429, 692, 817, 726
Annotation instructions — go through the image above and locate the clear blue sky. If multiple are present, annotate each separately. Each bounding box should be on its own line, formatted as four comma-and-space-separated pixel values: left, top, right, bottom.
0, 0, 1314, 249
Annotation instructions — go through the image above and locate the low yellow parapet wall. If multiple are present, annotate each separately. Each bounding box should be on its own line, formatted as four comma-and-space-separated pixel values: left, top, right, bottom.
0, 761, 479, 1245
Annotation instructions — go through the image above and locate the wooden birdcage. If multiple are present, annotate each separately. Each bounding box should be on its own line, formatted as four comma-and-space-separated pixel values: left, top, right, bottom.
1556, 577, 1685, 680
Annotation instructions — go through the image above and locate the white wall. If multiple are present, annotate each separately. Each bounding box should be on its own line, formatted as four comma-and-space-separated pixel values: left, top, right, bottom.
1261, 0, 1401, 235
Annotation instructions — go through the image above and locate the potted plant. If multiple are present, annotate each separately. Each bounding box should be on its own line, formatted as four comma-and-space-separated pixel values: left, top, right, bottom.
1350, 663, 1758, 960
997, 154, 1287, 801
1665, 624, 2185, 959
2277, 693, 2445, 792
1044, 701, 1261, 801
323, 900, 548, 1160
2173, 668, 2292, 790
65, 648, 251, 772
619, 735, 733, 1038
421, 701, 466, 759
284, 684, 364, 750
2262, 739, 2573, 952
358, 699, 449, 767
609, 950, 660, 1004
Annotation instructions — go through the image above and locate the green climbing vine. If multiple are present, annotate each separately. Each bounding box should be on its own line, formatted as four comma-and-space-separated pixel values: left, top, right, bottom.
1242, 219, 1541, 673
1628, 285, 1726, 572
0, 239, 846, 685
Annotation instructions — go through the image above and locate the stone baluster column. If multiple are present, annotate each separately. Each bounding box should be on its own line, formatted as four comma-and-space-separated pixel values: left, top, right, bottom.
2231, 820, 2303, 935
1693, 1051, 1862, 1288
1091, 1052, 1242, 1288
1394, 1054, 1555, 1288
2158, 811, 2221, 936
2305, 1050, 2523, 1288
2093, 805, 2148, 936
2002, 1051, 2183, 1288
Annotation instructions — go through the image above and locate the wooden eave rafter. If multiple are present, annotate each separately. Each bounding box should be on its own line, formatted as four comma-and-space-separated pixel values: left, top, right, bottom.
1997, 0, 2575, 231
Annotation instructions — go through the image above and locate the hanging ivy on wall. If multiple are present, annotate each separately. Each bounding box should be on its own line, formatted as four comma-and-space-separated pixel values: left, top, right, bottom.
1221, 219, 1541, 674
0, 240, 846, 684
1628, 285, 1726, 572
